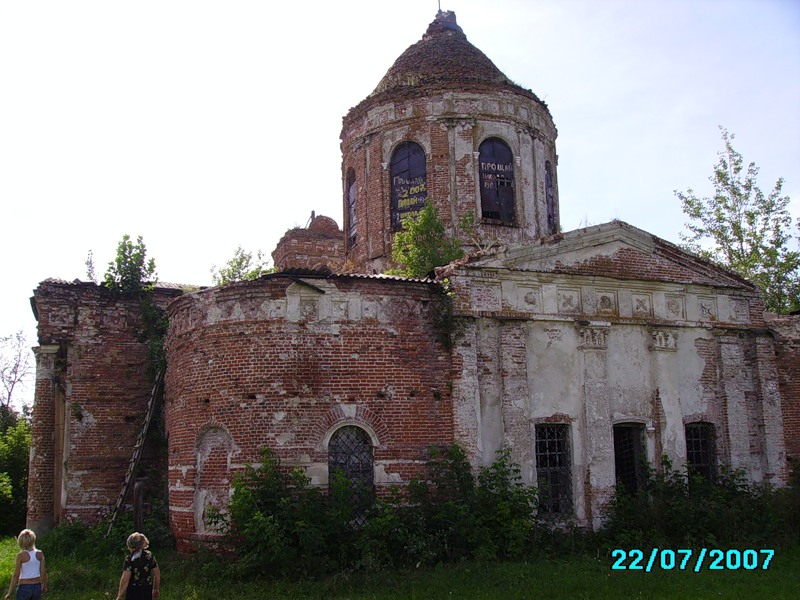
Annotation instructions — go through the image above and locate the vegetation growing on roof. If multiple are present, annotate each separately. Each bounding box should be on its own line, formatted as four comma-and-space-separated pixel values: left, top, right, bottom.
210, 246, 275, 285
388, 201, 464, 279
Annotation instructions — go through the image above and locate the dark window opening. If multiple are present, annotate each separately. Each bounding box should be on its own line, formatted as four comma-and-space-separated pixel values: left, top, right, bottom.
346, 169, 357, 247
613, 423, 647, 495
545, 160, 556, 235
479, 137, 515, 224
535, 424, 573, 515
390, 141, 427, 231
328, 426, 374, 523
685, 422, 716, 481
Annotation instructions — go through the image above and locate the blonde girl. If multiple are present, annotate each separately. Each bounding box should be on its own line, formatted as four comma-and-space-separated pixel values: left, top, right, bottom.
4, 529, 47, 600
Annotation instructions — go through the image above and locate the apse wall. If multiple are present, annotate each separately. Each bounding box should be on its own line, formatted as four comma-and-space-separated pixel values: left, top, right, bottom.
163, 273, 452, 548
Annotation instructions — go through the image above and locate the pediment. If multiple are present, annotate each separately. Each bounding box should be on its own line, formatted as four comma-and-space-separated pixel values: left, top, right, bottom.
467, 220, 755, 290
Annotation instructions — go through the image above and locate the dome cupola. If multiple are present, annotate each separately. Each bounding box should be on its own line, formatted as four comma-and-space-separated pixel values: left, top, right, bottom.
366, 11, 545, 109
341, 11, 559, 274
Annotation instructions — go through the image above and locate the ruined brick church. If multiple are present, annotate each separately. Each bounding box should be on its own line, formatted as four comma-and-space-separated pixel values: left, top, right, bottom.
27, 11, 798, 550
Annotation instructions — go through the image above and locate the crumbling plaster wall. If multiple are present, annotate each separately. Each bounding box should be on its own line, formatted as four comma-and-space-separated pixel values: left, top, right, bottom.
449, 265, 787, 528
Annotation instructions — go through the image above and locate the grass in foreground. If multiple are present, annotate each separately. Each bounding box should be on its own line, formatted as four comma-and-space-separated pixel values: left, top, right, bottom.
2, 537, 799, 599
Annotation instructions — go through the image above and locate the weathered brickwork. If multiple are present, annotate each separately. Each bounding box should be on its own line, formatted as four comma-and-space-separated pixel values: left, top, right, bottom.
26, 10, 797, 545
28, 280, 180, 531
272, 214, 345, 272
340, 12, 559, 274
767, 314, 800, 460
164, 274, 451, 549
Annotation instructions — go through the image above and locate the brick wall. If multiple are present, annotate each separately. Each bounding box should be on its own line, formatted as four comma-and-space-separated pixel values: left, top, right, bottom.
767, 314, 800, 461
164, 274, 452, 549
29, 280, 180, 530
271, 215, 344, 272
340, 89, 559, 275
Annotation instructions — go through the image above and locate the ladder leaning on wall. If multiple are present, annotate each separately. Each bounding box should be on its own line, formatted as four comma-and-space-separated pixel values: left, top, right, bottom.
106, 369, 164, 537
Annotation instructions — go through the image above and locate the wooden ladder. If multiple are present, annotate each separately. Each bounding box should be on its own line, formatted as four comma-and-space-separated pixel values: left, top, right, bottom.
106, 370, 164, 537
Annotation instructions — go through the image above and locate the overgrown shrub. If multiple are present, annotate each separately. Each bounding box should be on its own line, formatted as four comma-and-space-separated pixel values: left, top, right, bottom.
220, 445, 542, 578
38, 498, 173, 564
601, 456, 799, 549
216, 448, 359, 578
40, 519, 131, 561
388, 201, 464, 278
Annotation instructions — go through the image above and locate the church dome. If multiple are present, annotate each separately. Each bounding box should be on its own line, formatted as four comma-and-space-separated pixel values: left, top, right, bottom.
340, 10, 560, 274
354, 11, 546, 114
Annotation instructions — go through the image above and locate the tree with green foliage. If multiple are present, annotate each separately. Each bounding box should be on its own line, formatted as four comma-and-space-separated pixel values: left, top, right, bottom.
675, 128, 800, 313
98, 235, 166, 373
0, 408, 30, 535
0, 331, 32, 534
210, 246, 274, 285
103, 234, 158, 297
389, 201, 464, 278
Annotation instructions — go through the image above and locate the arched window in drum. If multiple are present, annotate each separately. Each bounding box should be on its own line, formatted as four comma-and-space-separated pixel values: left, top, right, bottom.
346, 168, 357, 247
390, 142, 427, 231
479, 137, 515, 224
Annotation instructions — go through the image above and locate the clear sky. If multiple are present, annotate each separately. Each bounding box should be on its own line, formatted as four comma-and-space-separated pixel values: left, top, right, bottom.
1, 0, 798, 408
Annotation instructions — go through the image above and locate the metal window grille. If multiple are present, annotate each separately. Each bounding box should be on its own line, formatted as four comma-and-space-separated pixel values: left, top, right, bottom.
328, 426, 374, 523
685, 422, 716, 481
535, 424, 573, 515
479, 137, 515, 224
390, 141, 427, 231
545, 161, 556, 234
613, 424, 646, 495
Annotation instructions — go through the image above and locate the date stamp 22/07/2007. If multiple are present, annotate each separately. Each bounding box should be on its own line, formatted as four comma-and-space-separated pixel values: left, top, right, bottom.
610, 548, 775, 572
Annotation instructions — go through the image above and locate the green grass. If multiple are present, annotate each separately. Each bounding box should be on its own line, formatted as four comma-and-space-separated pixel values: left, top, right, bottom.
1, 537, 798, 599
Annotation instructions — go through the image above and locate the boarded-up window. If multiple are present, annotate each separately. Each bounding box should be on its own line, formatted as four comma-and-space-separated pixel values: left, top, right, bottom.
535, 424, 573, 515
347, 168, 357, 247
390, 142, 427, 230
613, 423, 647, 495
479, 137, 515, 224
545, 160, 556, 234
328, 426, 374, 522
685, 422, 716, 481
194, 427, 234, 534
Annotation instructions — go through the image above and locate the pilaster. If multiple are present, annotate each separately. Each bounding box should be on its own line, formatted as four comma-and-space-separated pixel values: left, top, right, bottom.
579, 324, 613, 529
26, 344, 60, 532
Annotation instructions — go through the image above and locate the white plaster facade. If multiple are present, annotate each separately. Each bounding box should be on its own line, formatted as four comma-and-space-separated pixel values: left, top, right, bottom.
445, 221, 787, 527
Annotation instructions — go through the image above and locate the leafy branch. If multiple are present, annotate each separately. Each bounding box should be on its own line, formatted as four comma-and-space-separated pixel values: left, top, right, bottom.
675, 127, 799, 313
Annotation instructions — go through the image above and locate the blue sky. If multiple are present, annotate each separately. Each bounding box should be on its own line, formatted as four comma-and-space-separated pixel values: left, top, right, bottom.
1, 0, 798, 407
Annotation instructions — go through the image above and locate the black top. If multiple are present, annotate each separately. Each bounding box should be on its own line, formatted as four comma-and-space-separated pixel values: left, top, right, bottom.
122, 550, 158, 599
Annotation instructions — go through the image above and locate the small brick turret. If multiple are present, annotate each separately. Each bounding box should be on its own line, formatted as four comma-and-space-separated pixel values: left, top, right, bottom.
271, 213, 345, 272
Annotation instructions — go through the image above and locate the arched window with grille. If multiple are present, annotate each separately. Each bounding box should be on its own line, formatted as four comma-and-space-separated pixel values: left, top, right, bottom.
346, 168, 357, 247
328, 425, 374, 520
390, 141, 427, 230
479, 137, 515, 224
